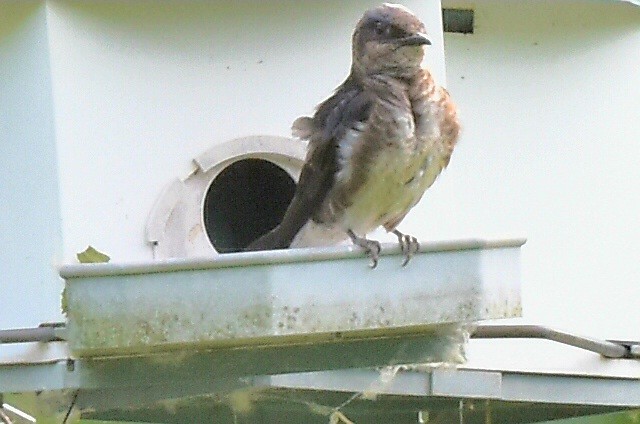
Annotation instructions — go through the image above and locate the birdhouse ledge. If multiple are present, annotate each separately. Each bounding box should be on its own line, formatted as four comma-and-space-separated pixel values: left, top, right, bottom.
60, 238, 523, 360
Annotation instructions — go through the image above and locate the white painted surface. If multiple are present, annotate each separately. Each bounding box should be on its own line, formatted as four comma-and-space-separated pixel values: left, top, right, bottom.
0, 3, 62, 330
1, 0, 638, 379
437, 0, 640, 373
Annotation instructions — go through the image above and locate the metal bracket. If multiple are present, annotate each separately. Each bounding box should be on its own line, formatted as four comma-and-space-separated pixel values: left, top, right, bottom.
0, 323, 66, 344
473, 324, 639, 359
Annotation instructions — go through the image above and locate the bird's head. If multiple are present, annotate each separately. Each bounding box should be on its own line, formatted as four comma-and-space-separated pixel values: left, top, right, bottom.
351, 3, 430, 78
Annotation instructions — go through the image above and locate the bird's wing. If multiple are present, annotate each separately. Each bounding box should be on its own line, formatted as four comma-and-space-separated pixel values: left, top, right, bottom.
245, 79, 372, 251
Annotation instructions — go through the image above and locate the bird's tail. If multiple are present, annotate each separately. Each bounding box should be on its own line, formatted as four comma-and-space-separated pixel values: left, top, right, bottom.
244, 226, 293, 251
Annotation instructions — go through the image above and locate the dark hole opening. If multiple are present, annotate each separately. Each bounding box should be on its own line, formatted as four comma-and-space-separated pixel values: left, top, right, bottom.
203, 158, 296, 253
442, 8, 474, 34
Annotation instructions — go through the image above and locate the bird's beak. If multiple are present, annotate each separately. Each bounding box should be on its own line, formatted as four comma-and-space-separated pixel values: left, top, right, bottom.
399, 32, 431, 46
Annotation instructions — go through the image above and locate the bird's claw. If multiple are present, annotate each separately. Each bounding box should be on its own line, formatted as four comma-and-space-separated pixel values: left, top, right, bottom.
348, 230, 382, 268
393, 230, 419, 266
364, 239, 382, 268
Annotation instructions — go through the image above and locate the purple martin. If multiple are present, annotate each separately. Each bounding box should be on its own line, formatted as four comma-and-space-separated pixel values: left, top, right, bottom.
247, 4, 460, 267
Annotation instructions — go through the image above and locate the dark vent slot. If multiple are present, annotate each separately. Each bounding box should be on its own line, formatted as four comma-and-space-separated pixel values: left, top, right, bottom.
443, 8, 474, 34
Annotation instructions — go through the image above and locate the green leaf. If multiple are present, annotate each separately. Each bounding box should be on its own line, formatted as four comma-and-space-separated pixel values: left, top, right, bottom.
76, 246, 111, 263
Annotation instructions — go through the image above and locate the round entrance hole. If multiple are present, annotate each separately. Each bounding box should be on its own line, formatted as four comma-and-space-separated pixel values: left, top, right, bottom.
203, 158, 296, 253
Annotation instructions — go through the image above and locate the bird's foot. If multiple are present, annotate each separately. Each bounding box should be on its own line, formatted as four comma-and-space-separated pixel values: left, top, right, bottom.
347, 230, 382, 268
392, 229, 419, 267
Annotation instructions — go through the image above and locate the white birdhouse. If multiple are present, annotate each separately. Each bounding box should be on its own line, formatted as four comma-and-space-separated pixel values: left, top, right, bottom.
2, 1, 638, 423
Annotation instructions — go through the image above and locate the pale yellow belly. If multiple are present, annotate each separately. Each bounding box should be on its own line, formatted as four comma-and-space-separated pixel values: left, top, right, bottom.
342, 147, 445, 235
291, 144, 446, 248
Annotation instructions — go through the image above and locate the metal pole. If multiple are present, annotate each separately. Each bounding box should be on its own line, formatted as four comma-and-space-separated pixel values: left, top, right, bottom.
473, 324, 630, 358
0, 326, 65, 344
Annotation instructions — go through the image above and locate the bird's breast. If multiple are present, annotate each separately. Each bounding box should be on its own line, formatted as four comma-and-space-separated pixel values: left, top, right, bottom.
309, 72, 456, 241
338, 133, 445, 235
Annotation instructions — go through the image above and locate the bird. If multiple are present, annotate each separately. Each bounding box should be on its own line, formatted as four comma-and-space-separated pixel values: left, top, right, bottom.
246, 3, 459, 267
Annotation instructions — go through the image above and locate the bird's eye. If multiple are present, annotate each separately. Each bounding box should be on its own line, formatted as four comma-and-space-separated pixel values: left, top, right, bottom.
373, 21, 386, 35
